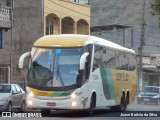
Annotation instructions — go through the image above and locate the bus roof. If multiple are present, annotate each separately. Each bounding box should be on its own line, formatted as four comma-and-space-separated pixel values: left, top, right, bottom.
33, 34, 135, 54
34, 34, 89, 47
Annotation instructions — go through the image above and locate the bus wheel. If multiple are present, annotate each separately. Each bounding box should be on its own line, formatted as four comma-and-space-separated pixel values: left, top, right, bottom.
86, 94, 96, 116
126, 92, 129, 105
125, 92, 129, 109
41, 109, 50, 116
118, 96, 126, 111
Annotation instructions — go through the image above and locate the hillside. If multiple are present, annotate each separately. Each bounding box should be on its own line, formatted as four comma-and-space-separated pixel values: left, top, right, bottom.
90, 0, 160, 55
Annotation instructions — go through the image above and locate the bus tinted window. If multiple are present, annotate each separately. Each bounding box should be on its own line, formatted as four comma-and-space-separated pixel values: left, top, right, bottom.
93, 45, 136, 71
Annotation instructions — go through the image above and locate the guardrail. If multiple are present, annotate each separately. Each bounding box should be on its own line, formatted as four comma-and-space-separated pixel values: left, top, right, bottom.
0, 7, 10, 21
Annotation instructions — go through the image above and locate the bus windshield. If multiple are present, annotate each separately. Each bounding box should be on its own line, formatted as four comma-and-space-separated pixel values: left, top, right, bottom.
28, 47, 83, 90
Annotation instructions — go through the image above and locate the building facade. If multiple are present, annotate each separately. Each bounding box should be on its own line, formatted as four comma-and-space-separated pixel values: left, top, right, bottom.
44, 0, 90, 35
0, 0, 90, 83
142, 54, 160, 87
0, 0, 11, 83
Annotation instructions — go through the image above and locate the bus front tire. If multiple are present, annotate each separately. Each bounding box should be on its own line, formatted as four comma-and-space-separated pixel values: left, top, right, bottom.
86, 94, 96, 116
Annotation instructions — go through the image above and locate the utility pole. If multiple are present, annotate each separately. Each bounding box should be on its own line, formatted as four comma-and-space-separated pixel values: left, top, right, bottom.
9, 0, 13, 83
139, 0, 145, 92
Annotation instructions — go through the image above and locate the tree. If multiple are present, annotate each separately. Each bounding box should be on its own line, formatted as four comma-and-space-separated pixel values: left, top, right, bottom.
150, 0, 160, 27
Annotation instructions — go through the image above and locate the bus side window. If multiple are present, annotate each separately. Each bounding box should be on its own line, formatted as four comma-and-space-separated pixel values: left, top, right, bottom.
93, 45, 102, 71
83, 44, 93, 80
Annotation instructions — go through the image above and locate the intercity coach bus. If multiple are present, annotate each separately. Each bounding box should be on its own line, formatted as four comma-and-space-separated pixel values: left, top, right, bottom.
19, 34, 137, 115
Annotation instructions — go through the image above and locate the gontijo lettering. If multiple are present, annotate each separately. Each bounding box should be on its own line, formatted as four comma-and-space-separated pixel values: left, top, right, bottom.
116, 73, 129, 81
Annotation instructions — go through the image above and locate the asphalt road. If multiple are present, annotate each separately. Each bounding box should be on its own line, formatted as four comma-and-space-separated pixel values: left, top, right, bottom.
0, 101, 160, 120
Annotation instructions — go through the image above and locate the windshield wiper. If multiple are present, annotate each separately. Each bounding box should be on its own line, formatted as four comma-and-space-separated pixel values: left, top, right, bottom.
41, 64, 53, 80
57, 64, 65, 86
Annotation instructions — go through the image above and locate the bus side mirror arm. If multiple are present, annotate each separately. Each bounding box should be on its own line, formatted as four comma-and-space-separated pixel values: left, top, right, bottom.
19, 52, 31, 69
79, 52, 89, 70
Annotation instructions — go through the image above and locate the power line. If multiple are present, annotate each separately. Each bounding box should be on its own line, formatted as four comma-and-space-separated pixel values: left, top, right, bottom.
44, 5, 89, 20
48, 0, 90, 18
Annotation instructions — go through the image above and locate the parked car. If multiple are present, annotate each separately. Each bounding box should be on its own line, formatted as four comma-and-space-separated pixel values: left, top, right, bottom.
137, 86, 160, 105
0, 83, 25, 112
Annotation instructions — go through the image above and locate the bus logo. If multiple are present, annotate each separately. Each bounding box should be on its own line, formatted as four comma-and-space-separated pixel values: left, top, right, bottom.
93, 75, 99, 80
116, 73, 129, 81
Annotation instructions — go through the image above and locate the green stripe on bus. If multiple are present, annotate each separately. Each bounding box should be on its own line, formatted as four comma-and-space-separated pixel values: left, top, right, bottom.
100, 68, 115, 100
52, 90, 75, 96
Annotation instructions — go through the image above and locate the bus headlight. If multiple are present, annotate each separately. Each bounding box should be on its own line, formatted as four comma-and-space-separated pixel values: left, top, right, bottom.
70, 91, 82, 98
26, 87, 35, 97
71, 101, 77, 107
27, 91, 34, 97
29, 92, 34, 97
71, 93, 76, 98
28, 101, 33, 105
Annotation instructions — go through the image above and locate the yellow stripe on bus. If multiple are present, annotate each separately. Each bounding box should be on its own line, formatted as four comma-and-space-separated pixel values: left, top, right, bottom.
30, 87, 53, 96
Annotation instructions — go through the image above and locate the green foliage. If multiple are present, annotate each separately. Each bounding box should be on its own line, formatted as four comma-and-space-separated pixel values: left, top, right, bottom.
151, 0, 160, 15
150, 0, 160, 27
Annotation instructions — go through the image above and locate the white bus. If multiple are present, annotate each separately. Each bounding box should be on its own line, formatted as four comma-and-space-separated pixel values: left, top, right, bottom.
19, 34, 137, 115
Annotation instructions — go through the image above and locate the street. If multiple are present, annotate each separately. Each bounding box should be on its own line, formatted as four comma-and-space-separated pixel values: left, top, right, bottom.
0, 101, 160, 120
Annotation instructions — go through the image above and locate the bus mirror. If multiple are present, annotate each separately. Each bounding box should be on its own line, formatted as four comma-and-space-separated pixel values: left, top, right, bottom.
80, 52, 89, 70
19, 52, 31, 69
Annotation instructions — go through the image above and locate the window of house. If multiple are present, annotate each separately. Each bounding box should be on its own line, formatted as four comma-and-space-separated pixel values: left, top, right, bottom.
46, 19, 49, 35
46, 17, 54, 35
50, 19, 54, 34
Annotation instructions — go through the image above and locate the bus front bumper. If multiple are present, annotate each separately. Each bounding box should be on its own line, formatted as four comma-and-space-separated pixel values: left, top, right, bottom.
26, 95, 83, 110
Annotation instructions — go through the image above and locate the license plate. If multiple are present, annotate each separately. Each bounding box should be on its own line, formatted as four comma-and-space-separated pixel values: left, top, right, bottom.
144, 99, 149, 102
46, 102, 56, 106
